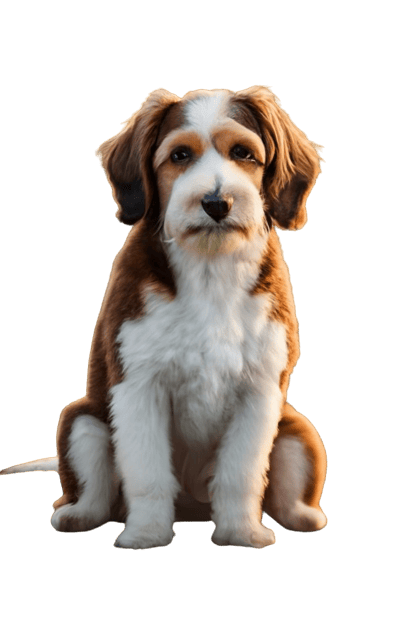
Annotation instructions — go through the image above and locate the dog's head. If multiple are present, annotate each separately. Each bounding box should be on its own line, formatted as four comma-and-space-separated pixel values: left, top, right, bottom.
98, 86, 321, 255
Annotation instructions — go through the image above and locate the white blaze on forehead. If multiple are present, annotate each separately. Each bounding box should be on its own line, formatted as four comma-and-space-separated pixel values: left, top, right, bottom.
184, 91, 230, 139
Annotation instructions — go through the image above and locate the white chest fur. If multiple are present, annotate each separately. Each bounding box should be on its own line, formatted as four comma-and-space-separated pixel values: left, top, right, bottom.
112, 244, 288, 447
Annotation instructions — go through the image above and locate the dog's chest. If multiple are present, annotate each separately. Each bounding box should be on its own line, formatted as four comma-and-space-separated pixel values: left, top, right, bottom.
116, 270, 276, 444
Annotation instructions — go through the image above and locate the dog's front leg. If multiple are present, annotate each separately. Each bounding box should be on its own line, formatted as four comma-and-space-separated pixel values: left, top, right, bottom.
209, 379, 283, 548
110, 380, 180, 549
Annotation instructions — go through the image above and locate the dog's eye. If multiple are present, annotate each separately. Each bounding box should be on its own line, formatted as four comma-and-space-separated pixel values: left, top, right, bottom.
171, 147, 192, 163
230, 144, 255, 162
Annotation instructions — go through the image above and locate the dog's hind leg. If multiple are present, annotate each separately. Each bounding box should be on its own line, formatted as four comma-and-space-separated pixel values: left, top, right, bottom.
263, 402, 327, 532
51, 402, 118, 532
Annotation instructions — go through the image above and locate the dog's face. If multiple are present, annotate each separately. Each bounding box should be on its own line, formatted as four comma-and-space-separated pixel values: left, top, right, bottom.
153, 91, 266, 256
98, 86, 321, 253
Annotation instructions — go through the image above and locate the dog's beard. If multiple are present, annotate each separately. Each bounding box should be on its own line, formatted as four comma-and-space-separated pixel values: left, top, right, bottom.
179, 223, 250, 256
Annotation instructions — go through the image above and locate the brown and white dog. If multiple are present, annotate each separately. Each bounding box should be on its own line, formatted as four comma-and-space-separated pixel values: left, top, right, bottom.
1, 86, 327, 549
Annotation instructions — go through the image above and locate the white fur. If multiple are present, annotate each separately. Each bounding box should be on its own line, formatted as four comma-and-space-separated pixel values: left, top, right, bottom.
108, 92, 289, 547
160, 93, 267, 255
110, 236, 287, 547
270, 436, 310, 509
2, 92, 321, 548
266, 435, 327, 531
184, 91, 229, 139
110, 375, 180, 549
0, 456, 58, 474
208, 324, 286, 547
164, 147, 265, 253
51, 415, 116, 531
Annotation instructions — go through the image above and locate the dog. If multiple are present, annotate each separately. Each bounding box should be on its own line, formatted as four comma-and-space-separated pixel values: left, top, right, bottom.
1, 86, 327, 549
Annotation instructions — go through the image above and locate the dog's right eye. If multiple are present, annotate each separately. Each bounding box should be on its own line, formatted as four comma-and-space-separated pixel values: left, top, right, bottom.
170, 147, 191, 163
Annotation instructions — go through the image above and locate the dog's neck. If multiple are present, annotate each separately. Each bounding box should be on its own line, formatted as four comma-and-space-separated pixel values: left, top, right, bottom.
164, 230, 268, 303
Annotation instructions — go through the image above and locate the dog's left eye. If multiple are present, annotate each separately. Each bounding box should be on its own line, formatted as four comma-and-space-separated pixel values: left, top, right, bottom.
171, 147, 192, 163
230, 144, 255, 162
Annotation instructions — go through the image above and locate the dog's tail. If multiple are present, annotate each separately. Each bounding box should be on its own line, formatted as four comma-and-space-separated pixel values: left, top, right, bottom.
0, 457, 59, 475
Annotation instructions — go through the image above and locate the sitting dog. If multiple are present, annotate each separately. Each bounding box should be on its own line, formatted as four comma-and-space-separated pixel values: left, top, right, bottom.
1, 86, 327, 548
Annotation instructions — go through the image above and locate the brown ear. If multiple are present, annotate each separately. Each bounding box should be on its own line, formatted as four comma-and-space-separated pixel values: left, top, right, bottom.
235, 86, 321, 230
97, 89, 180, 225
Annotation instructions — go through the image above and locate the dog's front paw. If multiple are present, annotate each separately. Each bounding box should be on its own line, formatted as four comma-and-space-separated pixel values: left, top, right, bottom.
114, 525, 175, 549
212, 523, 275, 548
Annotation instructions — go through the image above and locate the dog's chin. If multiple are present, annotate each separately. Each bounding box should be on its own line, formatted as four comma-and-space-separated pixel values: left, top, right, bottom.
178, 224, 249, 257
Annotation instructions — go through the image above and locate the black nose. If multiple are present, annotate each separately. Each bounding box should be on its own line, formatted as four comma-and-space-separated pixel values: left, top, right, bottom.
201, 194, 230, 223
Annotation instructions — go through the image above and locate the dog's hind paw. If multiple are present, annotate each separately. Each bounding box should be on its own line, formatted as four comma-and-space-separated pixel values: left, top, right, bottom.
51, 503, 109, 532
278, 502, 327, 532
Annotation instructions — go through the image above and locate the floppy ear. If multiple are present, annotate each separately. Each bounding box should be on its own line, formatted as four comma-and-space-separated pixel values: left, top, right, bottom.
97, 89, 180, 225
235, 86, 321, 230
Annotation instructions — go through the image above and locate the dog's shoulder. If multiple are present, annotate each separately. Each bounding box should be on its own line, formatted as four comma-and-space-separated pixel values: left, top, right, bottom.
252, 229, 298, 326
251, 229, 300, 386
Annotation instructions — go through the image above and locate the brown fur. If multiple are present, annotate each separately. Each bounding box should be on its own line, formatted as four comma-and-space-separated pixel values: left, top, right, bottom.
55, 219, 177, 507
251, 229, 300, 396
276, 403, 327, 508
233, 86, 321, 229
154, 130, 207, 169
172, 403, 327, 524
155, 120, 267, 222
156, 100, 186, 146
54, 86, 326, 528
98, 89, 180, 224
